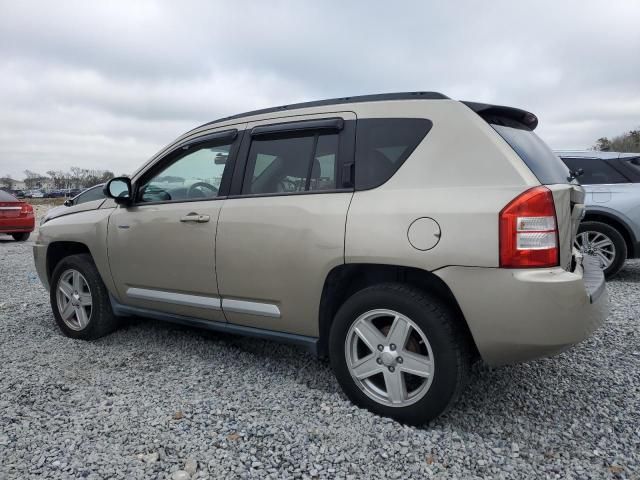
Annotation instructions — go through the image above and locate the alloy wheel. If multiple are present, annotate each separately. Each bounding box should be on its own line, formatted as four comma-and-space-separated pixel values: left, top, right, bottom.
56, 269, 93, 330
574, 231, 616, 269
344, 309, 435, 407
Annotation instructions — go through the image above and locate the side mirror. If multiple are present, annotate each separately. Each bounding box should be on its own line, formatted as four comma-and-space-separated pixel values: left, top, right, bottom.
63, 199, 73, 207
104, 177, 132, 205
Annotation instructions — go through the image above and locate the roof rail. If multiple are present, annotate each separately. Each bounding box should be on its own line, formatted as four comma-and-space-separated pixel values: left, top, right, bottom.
192, 91, 449, 131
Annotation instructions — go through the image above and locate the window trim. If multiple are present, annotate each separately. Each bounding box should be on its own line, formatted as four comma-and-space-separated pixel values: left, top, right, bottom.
131, 129, 241, 206
250, 118, 344, 137
229, 118, 355, 198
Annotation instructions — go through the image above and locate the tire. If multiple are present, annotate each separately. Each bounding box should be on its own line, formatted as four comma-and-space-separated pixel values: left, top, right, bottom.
575, 221, 627, 279
50, 253, 119, 340
12, 232, 30, 241
329, 283, 471, 425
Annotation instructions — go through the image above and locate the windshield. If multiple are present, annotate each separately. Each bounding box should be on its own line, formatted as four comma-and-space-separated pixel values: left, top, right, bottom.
491, 120, 571, 185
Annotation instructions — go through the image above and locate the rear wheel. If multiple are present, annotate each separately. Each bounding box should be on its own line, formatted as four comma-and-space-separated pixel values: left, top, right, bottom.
329, 283, 470, 425
12, 232, 30, 241
575, 221, 626, 279
50, 254, 119, 340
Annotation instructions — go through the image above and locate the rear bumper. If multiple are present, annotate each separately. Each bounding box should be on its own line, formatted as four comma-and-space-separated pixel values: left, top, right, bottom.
435, 256, 608, 366
0, 217, 35, 233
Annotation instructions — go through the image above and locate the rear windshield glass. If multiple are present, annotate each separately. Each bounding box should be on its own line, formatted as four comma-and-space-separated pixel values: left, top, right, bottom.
489, 117, 570, 184
0, 190, 18, 201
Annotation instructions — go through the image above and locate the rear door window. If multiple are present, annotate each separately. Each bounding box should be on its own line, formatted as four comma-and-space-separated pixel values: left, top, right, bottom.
243, 132, 340, 195
355, 118, 432, 190
561, 157, 630, 184
489, 118, 570, 185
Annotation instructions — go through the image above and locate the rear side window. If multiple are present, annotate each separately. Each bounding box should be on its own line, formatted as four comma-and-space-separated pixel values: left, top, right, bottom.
561, 157, 629, 184
244, 132, 339, 194
355, 118, 432, 190
489, 117, 570, 184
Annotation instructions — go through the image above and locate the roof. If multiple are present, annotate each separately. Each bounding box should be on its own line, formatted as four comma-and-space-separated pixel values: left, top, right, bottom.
192, 92, 449, 131
554, 150, 640, 160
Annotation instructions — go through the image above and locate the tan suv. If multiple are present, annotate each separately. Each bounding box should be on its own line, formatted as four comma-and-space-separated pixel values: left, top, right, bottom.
33, 92, 608, 424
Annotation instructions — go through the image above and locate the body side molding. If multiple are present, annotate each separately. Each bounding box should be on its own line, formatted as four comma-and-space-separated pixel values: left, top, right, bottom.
110, 295, 316, 355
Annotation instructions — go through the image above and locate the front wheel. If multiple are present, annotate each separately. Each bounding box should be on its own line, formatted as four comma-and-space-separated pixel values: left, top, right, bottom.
329, 283, 470, 425
50, 253, 119, 340
575, 221, 627, 279
12, 232, 30, 241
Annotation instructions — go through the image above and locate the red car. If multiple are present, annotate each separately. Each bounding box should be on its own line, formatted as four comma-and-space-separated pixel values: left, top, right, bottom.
0, 190, 35, 241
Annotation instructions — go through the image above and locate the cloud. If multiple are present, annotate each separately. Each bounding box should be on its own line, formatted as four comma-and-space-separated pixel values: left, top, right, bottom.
1, 0, 639, 179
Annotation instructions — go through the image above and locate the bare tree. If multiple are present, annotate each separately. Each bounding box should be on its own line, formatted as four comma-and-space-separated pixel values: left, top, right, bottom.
23, 170, 47, 189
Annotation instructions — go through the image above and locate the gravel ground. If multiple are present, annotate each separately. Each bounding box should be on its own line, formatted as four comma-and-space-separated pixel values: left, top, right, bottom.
0, 231, 639, 479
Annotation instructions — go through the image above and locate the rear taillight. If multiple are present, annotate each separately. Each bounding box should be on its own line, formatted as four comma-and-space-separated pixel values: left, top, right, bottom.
499, 186, 559, 268
20, 203, 34, 215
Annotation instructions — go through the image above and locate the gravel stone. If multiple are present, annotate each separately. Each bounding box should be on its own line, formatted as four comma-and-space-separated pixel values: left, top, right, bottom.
0, 222, 639, 479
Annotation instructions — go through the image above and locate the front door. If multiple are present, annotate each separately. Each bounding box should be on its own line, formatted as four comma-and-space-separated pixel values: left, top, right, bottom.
107, 128, 242, 321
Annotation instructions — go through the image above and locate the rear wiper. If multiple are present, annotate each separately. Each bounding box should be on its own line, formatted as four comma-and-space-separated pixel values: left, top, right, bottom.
567, 168, 584, 182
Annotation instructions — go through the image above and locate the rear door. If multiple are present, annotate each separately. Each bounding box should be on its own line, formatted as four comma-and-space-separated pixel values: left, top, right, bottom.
215, 112, 356, 337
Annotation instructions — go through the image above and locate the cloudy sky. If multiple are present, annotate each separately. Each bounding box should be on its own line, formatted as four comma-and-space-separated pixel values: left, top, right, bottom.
1, 0, 639, 180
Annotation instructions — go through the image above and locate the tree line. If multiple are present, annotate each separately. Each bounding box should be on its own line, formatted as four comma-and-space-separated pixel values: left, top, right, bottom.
595, 128, 640, 152
0, 168, 115, 190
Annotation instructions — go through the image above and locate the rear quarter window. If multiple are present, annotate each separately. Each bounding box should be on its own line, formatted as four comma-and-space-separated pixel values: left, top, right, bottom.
355, 118, 432, 190
489, 117, 570, 185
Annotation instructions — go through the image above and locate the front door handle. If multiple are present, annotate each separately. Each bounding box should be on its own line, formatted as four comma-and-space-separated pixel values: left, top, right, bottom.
180, 213, 210, 223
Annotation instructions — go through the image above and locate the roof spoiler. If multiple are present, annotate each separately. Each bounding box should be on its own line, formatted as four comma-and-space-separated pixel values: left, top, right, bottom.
462, 101, 538, 130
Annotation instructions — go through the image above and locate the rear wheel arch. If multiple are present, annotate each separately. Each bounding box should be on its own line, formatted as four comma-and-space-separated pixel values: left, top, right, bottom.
583, 211, 636, 258
317, 263, 479, 359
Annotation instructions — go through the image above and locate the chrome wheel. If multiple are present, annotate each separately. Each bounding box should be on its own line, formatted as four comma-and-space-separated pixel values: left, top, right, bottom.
574, 231, 616, 269
56, 269, 92, 331
345, 309, 435, 407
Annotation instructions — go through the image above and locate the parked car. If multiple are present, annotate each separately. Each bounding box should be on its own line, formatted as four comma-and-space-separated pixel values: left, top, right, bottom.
46, 190, 67, 198
34, 92, 607, 425
0, 190, 35, 241
41, 184, 106, 225
556, 150, 640, 278
12, 190, 26, 199
25, 190, 45, 198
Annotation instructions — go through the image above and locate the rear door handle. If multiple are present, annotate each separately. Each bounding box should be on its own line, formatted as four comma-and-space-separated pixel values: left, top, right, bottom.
180, 213, 210, 223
